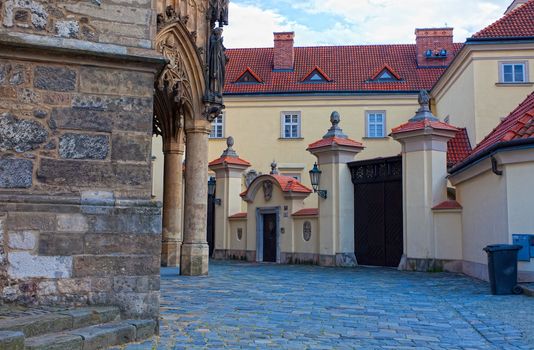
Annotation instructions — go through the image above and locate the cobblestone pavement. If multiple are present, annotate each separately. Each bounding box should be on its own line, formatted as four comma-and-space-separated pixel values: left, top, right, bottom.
124, 261, 534, 349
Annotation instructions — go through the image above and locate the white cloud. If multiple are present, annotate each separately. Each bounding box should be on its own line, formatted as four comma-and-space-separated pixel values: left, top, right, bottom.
224, 0, 509, 48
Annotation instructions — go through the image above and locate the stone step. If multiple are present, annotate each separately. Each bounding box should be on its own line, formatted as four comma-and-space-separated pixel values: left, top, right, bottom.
0, 306, 120, 338
24, 319, 157, 350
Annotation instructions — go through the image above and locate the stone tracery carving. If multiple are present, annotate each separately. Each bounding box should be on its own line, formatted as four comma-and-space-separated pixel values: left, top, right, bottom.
154, 29, 194, 141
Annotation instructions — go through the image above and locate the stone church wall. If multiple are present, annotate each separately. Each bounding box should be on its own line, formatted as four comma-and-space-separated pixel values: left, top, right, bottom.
1, 0, 156, 49
0, 1, 165, 319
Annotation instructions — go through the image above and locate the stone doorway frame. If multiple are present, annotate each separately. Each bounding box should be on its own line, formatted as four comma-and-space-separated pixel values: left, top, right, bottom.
255, 207, 281, 263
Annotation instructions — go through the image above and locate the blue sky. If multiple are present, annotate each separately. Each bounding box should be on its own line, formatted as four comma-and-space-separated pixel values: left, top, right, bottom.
223, 0, 514, 48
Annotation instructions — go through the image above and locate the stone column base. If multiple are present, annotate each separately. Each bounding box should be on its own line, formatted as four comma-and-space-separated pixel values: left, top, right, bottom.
180, 243, 209, 276
161, 241, 181, 267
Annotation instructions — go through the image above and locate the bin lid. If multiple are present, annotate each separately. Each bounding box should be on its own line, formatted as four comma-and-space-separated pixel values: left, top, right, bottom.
483, 244, 522, 252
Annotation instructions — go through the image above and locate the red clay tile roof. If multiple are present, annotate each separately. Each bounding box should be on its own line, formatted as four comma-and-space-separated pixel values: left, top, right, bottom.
229, 212, 247, 219
224, 44, 463, 95
391, 119, 459, 134
472, 0, 534, 39
432, 200, 463, 210
307, 136, 364, 151
292, 208, 319, 217
469, 92, 534, 158
209, 156, 251, 167
271, 175, 312, 193
447, 128, 472, 167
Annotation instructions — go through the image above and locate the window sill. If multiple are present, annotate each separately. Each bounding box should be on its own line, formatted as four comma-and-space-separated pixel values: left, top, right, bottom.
209, 137, 226, 140
362, 137, 390, 140
495, 82, 534, 87
278, 137, 304, 141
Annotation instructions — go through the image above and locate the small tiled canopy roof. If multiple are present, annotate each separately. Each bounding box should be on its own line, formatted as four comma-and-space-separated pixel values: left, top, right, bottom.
447, 128, 472, 167
224, 44, 463, 95
240, 174, 312, 199
471, 0, 534, 39
390, 119, 458, 134
451, 92, 534, 171
208, 156, 251, 167
307, 136, 364, 151
292, 208, 319, 217
270, 175, 312, 193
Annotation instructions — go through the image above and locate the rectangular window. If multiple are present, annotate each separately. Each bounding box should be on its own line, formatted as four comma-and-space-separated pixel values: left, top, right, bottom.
209, 114, 224, 138
281, 112, 301, 139
501, 63, 526, 83
366, 111, 386, 138
281, 173, 301, 182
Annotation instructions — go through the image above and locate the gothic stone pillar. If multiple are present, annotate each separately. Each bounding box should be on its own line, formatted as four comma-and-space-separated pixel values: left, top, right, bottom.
181, 120, 211, 275
161, 140, 184, 267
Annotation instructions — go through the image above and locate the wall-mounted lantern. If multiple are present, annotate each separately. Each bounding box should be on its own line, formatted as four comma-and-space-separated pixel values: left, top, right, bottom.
309, 163, 327, 199
208, 177, 222, 205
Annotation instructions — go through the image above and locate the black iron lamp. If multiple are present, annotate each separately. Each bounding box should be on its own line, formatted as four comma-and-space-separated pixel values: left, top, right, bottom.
309, 163, 327, 199
208, 177, 221, 205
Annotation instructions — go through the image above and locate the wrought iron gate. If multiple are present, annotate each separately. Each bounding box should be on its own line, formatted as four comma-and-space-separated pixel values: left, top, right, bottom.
348, 156, 403, 267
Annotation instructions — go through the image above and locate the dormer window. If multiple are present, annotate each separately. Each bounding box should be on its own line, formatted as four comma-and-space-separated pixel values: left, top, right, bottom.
302, 66, 332, 83
235, 67, 263, 84
369, 65, 402, 82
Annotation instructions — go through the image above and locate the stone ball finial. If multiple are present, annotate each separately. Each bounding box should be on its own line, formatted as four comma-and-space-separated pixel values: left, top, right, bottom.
330, 111, 340, 126
418, 90, 430, 108
226, 136, 234, 148
270, 161, 278, 175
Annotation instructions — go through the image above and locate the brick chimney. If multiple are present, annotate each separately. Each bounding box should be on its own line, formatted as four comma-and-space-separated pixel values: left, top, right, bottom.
415, 28, 454, 67
273, 32, 295, 71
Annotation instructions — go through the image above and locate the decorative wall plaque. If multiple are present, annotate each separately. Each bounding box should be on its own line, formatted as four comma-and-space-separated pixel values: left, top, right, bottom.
237, 228, 243, 241
303, 221, 312, 241
263, 180, 273, 201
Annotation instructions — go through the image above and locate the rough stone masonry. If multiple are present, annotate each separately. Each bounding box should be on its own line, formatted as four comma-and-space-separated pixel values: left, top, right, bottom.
0, 0, 166, 320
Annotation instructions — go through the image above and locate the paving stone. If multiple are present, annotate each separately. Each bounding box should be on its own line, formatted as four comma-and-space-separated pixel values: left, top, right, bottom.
0, 331, 24, 350
157, 261, 534, 349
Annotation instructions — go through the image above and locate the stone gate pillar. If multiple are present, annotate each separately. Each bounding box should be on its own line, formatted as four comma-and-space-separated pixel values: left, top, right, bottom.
391, 91, 458, 270
307, 112, 364, 267
161, 140, 184, 267
208, 137, 251, 259
181, 120, 212, 276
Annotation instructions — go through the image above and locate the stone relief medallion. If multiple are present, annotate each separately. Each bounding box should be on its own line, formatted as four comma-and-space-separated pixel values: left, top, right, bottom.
237, 228, 243, 241
263, 180, 273, 201
303, 221, 312, 242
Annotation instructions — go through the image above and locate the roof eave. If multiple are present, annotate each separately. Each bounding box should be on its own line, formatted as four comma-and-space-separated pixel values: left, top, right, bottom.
466, 36, 534, 44
449, 138, 534, 175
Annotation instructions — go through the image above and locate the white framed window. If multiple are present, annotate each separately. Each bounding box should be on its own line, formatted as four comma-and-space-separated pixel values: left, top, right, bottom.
500, 62, 527, 83
281, 112, 301, 139
366, 111, 386, 138
209, 113, 224, 138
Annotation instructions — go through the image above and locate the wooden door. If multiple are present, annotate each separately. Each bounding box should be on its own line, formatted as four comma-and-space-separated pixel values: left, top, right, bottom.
262, 213, 277, 262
